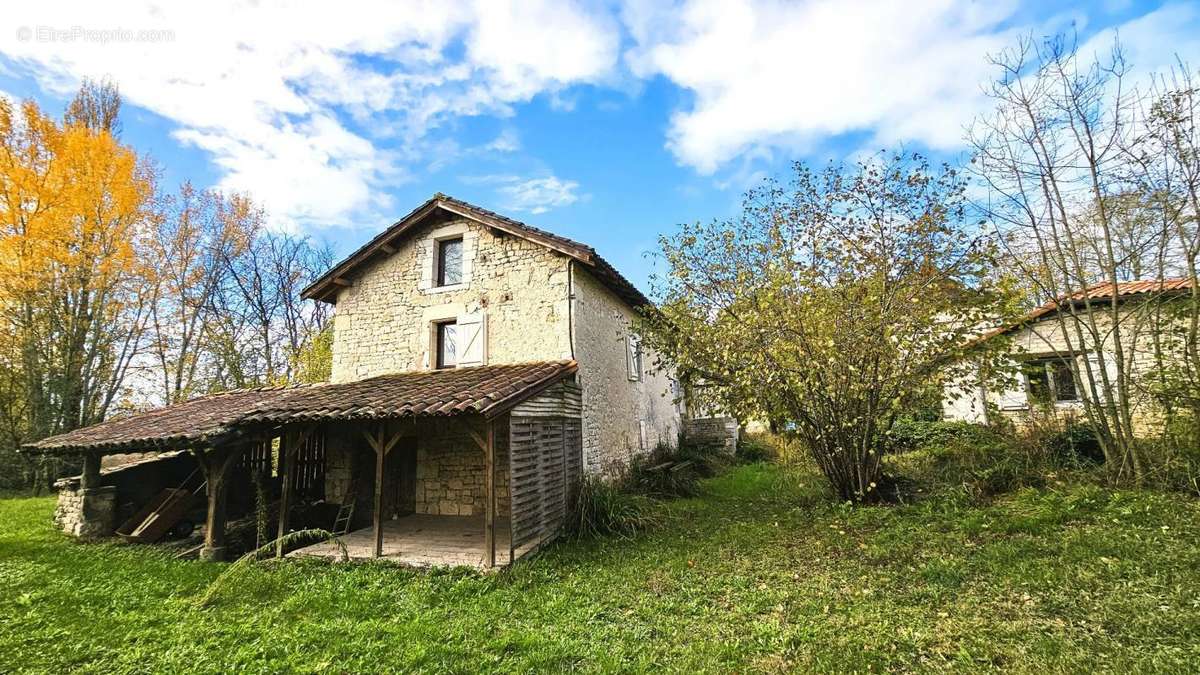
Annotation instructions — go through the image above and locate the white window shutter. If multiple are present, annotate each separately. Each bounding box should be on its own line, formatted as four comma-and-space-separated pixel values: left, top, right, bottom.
626, 335, 641, 381
1086, 352, 1118, 403
456, 312, 486, 367
994, 359, 1027, 410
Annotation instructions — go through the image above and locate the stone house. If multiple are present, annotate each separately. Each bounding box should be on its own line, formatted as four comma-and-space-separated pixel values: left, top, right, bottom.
26, 194, 686, 568
942, 279, 1192, 429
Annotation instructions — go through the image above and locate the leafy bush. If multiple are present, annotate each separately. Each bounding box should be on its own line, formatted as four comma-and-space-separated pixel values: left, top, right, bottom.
566, 477, 659, 539
886, 419, 1002, 454
626, 438, 734, 499
1043, 422, 1105, 465
735, 435, 777, 463
918, 439, 1048, 501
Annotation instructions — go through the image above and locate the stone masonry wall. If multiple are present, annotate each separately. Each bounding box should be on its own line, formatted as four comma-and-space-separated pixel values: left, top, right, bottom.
943, 304, 1174, 433
330, 218, 572, 382
54, 486, 116, 538
682, 416, 739, 454
571, 265, 682, 476
323, 419, 511, 521
414, 422, 510, 517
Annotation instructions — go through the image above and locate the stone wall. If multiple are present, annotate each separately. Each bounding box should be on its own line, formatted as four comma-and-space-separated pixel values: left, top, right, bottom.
322, 419, 511, 523
54, 486, 116, 539
415, 422, 510, 517
682, 416, 739, 454
571, 265, 683, 476
330, 218, 572, 382
942, 304, 1175, 433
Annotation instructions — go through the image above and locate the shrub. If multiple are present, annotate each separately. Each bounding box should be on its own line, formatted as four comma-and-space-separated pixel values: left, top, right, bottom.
1043, 422, 1105, 466
735, 435, 777, 463
566, 477, 658, 539
886, 419, 1001, 454
675, 438, 733, 477
628, 455, 702, 498
626, 438, 735, 499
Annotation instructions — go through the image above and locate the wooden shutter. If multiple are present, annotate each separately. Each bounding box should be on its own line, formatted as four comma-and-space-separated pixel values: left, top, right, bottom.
626, 335, 640, 381
994, 358, 1027, 410
456, 312, 486, 367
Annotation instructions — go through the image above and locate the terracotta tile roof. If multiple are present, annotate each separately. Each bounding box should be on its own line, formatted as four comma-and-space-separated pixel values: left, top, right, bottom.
25, 361, 577, 454
301, 194, 651, 309
975, 278, 1194, 344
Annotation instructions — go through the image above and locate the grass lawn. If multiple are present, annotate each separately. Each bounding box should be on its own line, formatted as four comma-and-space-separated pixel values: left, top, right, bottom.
1, 459, 1198, 673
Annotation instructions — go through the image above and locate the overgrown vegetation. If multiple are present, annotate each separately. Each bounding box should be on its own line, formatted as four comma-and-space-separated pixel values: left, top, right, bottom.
0, 81, 333, 491
640, 151, 1014, 503
565, 476, 658, 539
3, 442, 1199, 672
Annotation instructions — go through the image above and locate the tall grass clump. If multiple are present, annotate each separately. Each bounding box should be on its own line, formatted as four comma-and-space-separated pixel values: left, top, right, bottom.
566, 477, 658, 540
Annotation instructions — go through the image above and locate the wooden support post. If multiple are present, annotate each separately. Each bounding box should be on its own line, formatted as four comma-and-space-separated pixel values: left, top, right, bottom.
362, 422, 403, 558
276, 434, 293, 559
373, 425, 385, 558
276, 427, 313, 558
485, 418, 496, 568
79, 452, 101, 492
199, 444, 244, 562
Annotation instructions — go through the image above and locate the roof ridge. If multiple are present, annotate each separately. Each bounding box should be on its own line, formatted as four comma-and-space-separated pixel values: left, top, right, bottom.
302, 194, 651, 309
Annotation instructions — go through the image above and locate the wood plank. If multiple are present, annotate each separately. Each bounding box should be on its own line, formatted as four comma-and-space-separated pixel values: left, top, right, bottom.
276, 433, 293, 558
485, 418, 496, 568
373, 423, 385, 558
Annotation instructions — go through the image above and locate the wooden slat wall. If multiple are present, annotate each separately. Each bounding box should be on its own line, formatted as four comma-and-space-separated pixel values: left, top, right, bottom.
508, 380, 584, 559
290, 429, 326, 500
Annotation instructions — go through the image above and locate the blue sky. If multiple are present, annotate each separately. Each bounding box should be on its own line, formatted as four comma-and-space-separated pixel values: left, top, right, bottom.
1, 1, 1197, 292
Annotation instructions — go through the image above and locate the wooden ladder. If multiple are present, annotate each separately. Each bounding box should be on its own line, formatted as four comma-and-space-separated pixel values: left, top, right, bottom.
332, 497, 355, 536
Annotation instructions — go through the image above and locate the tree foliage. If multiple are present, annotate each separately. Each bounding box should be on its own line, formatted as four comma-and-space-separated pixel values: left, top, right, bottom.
0, 80, 333, 490
641, 153, 1011, 502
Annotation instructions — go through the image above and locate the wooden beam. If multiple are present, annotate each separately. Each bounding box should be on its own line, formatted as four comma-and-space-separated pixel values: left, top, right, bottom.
380, 242, 396, 254
467, 425, 488, 453
79, 452, 101, 491
485, 419, 496, 568
275, 435, 293, 558
332, 277, 353, 287
200, 444, 245, 562
373, 423, 386, 558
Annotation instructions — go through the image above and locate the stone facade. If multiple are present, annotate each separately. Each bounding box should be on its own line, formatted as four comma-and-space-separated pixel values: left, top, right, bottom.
322, 419, 511, 523
571, 265, 682, 475
943, 304, 1172, 432
330, 218, 572, 382
327, 212, 684, 480
54, 486, 116, 539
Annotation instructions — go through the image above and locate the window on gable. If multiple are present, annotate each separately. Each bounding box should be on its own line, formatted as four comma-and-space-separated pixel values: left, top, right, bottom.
1022, 357, 1078, 404
435, 320, 458, 369
436, 237, 463, 287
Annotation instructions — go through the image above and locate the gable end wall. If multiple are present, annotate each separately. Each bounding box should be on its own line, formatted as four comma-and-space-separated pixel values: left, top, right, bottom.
330, 218, 572, 381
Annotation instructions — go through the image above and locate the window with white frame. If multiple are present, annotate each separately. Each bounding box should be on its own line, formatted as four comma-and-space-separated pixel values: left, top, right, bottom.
431, 312, 487, 370
435, 236, 463, 287
1022, 357, 1078, 404
435, 320, 457, 369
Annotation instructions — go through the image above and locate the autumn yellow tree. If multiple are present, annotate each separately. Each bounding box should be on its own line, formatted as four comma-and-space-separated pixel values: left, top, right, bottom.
0, 79, 155, 487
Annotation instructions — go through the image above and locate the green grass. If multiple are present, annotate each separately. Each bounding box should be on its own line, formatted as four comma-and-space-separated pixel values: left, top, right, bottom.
1, 460, 1199, 673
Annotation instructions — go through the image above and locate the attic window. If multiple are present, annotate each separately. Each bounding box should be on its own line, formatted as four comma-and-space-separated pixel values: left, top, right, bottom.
436, 237, 463, 287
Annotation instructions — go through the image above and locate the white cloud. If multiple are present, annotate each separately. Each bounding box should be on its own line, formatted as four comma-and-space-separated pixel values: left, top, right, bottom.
623, 0, 1200, 174
622, 0, 1026, 173
0, 1, 617, 229
484, 128, 521, 153
465, 174, 581, 214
